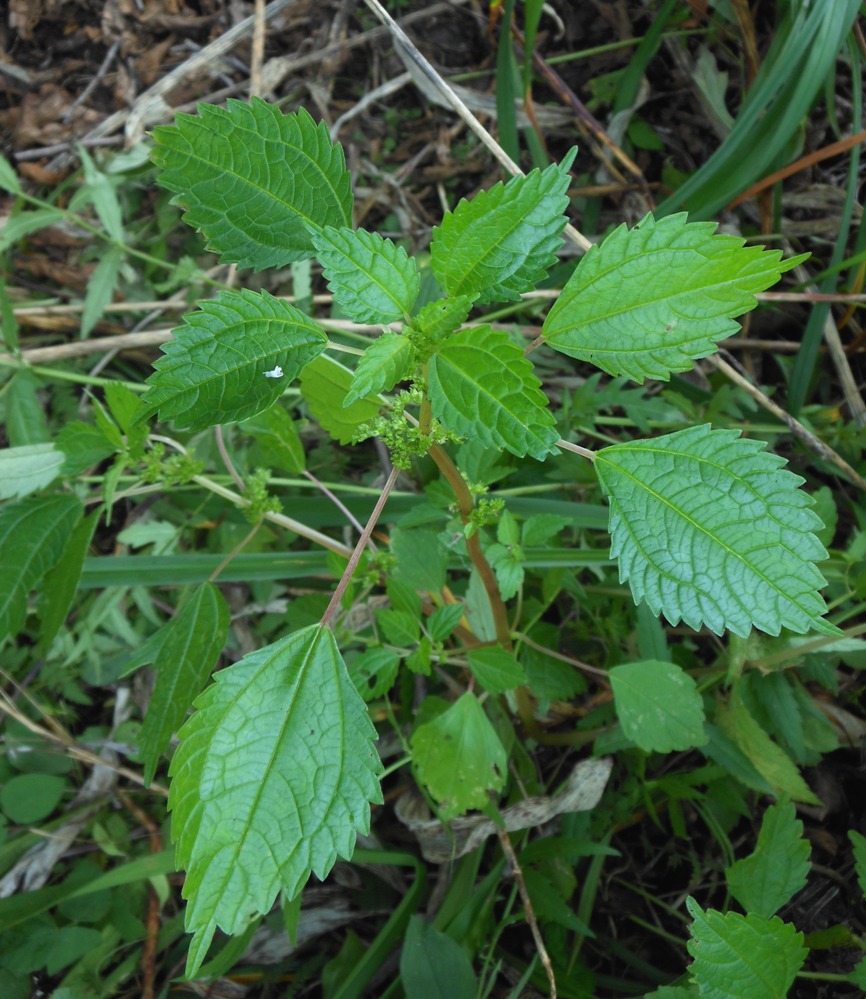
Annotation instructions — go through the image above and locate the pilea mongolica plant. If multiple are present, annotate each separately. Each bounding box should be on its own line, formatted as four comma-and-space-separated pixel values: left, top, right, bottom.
5, 96, 846, 990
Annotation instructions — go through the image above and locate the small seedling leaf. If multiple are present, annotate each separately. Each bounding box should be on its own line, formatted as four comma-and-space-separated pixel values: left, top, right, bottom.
140, 289, 326, 431
411, 692, 507, 819
595, 424, 838, 638
427, 326, 558, 459
542, 212, 800, 382
725, 798, 810, 917
468, 646, 526, 694
170, 624, 382, 977
610, 660, 707, 752
152, 100, 352, 270
686, 898, 807, 999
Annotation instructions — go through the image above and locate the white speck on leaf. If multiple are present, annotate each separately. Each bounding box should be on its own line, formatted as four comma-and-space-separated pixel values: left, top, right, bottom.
264, 365, 283, 379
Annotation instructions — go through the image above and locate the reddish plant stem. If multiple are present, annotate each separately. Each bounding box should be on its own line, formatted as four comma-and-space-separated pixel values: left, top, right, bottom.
321, 467, 400, 629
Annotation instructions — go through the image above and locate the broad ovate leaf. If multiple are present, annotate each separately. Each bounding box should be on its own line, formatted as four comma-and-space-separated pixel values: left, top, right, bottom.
610, 660, 707, 752
427, 326, 558, 459
300, 355, 383, 445
431, 150, 575, 303
140, 289, 326, 431
152, 100, 352, 270
595, 424, 837, 638
139, 583, 230, 786
312, 226, 420, 323
169, 624, 383, 976
725, 798, 810, 918
686, 899, 807, 999
411, 692, 507, 820
542, 212, 802, 382
344, 332, 414, 406
0, 494, 82, 643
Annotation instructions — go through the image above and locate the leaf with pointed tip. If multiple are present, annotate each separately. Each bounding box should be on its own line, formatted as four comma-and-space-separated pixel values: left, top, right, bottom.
595, 424, 838, 638
725, 798, 810, 918
152, 100, 352, 270
169, 624, 383, 977
610, 660, 707, 753
300, 355, 383, 444
542, 213, 803, 382
0, 444, 65, 500
427, 326, 558, 459
139, 583, 230, 786
686, 898, 806, 999
140, 289, 326, 431
344, 333, 414, 406
0, 494, 82, 643
431, 152, 575, 303
312, 227, 420, 323
411, 692, 507, 820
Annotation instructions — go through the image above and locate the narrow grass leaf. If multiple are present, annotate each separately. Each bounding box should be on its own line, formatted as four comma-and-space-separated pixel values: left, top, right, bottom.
686, 898, 807, 999
725, 799, 810, 918
595, 425, 838, 638
411, 692, 507, 820
312, 227, 420, 323
344, 332, 413, 407
610, 660, 706, 752
169, 625, 382, 977
0, 209, 66, 251
430, 151, 575, 302
542, 213, 803, 382
81, 246, 123, 337
139, 583, 230, 786
0, 494, 82, 643
140, 289, 326, 431
427, 326, 559, 459
152, 100, 352, 270
6, 370, 48, 444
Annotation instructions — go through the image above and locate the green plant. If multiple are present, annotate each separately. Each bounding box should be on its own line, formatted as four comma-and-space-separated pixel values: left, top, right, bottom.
1, 97, 860, 997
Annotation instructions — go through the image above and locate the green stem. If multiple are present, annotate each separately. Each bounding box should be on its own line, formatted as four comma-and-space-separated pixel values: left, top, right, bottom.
0, 357, 146, 392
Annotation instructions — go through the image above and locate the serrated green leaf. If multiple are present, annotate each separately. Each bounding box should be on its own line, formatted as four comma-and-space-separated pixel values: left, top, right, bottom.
427, 326, 558, 459
241, 404, 305, 474
312, 227, 420, 322
717, 686, 821, 805
426, 603, 465, 642
0, 444, 65, 499
140, 583, 230, 786
152, 100, 352, 270
141, 289, 326, 431
300, 355, 383, 444
485, 541, 524, 600
725, 798, 810, 918
391, 528, 447, 592
81, 246, 124, 337
0, 494, 82, 643
595, 424, 837, 638
431, 153, 574, 303
686, 898, 807, 999
542, 213, 799, 382
56, 421, 118, 476
348, 647, 400, 702
344, 333, 414, 406
408, 295, 477, 342
849, 830, 866, 900
75, 145, 124, 242
0, 153, 21, 194
376, 608, 420, 647
411, 692, 507, 820
0, 209, 65, 252
610, 660, 707, 753
169, 624, 382, 977
468, 646, 526, 694
849, 955, 866, 988
39, 509, 99, 651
